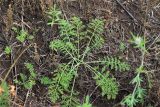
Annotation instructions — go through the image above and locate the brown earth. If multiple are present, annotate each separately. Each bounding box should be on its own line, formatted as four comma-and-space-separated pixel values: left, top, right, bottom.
0, 0, 160, 107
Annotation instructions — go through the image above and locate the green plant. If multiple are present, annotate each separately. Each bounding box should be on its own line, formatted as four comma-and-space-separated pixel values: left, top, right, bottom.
130, 32, 146, 52
16, 30, 28, 42
47, 64, 79, 106
47, 5, 130, 106
12, 27, 34, 43
94, 71, 119, 99
121, 33, 147, 107
100, 56, 130, 71
61, 94, 80, 107
119, 42, 126, 51
0, 81, 10, 107
40, 76, 52, 85
77, 95, 92, 107
14, 63, 37, 89
47, 4, 61, 26
48, 64, 74, 102
4, 46, 11, 55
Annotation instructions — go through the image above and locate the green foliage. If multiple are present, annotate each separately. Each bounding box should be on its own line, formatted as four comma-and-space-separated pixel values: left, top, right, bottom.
16, 30, 28, 43
49, 39, 76, 54
94, 72, 119, 99
77, 95, 92, 107
47, 64, 80, 107
121, 80, 146, 107
14, 63, 37, 89
54, 64, 75, 90
119, 42, 126, 51
49, 18, 104, 55
130, 32, 146, 52
70, 17, 85, 38
48, 84, 61, 103
61, 94, 80, 107
59, 19, 76, 39
101, 57, 130, 71
40, 76, 52, 85
12, 27, 34, 43
47, 4, 62, 26
48, 64, 76, 103
4, 46, 11, 55
122, 72, 146, 106
122, 94, 137, 106
47, 5, 130, 106
121, 34, 147, 107
87, 19, 105, 49
0, 81, 10, 107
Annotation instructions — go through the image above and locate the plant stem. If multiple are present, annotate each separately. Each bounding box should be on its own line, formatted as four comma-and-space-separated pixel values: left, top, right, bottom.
4, 44, 32, 81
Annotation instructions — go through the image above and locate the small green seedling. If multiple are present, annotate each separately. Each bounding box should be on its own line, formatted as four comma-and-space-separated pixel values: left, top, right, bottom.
4, 46, 11, 55
16, 30, 28, 43
14, 63, 37, 89
12, 27, 34, 43
119, 42, 126, 52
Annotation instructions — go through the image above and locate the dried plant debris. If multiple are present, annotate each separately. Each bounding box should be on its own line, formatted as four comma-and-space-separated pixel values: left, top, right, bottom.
0, 0, 159, 107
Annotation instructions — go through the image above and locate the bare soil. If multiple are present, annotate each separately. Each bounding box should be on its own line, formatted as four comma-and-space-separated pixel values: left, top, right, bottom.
0, 0, 160, 107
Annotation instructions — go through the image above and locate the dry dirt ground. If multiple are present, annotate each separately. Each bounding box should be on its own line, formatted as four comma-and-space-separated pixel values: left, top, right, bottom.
0, 0, 160, 107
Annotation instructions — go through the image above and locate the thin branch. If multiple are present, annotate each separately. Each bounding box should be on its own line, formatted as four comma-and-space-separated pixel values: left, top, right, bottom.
4, 44, 32, 81
115, 0, 138, 23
